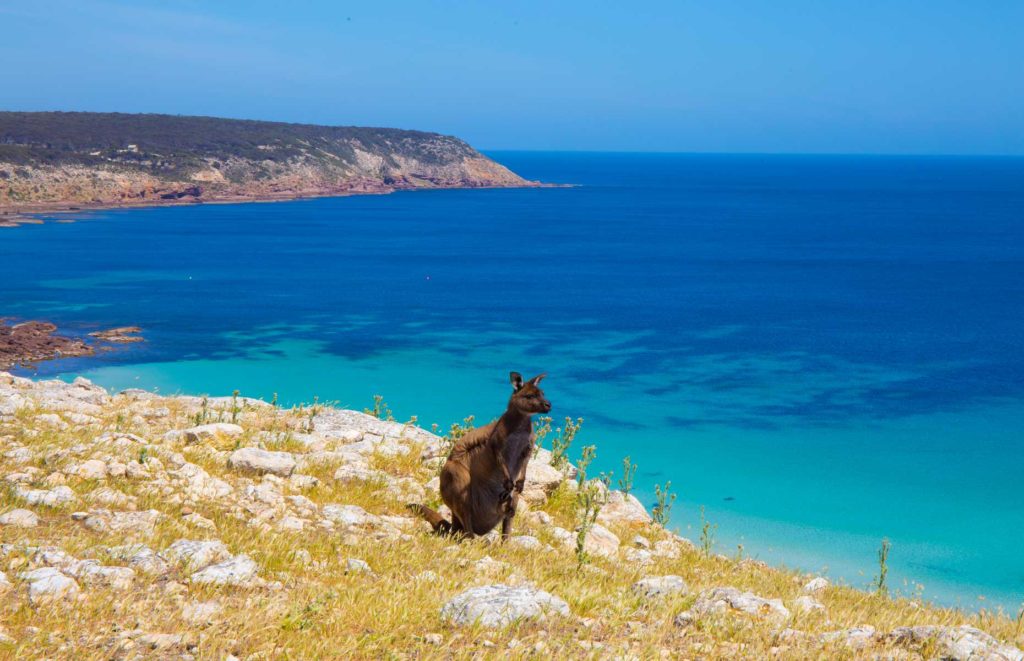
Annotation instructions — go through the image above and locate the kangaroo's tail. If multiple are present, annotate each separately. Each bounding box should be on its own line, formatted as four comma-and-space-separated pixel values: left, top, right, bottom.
406, 503, 453, 535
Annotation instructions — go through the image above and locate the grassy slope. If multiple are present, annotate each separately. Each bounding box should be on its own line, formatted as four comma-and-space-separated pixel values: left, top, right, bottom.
0, 379, 1021, 659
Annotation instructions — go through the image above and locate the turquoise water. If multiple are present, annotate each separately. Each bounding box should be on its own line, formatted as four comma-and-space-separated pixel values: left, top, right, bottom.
3, 152, 1023, 612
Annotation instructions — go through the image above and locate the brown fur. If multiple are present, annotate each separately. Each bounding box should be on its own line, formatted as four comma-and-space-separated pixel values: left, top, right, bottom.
409, 372, 551, 540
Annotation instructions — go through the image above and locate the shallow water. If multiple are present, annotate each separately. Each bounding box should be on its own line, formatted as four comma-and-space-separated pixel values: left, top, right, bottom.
3, 152, 1023, 611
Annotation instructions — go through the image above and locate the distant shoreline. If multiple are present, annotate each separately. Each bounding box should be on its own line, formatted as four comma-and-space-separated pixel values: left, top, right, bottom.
0, 181, 574, 228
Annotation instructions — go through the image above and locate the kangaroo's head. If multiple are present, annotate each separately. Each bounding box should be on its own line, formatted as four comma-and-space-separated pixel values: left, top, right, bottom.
509, 372, 551, 415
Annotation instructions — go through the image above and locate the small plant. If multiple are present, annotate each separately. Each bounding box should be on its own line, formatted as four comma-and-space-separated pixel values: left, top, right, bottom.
231, 389, 241, 424
735, 543, 745, 561
115, 411, 125, 431
618, 455, 638, 494
271, 392, 278, 407
200, 396, 209, 423
532, 415, 552, 453
551, 416, 583, 470
365, 394, 395, 422
573, 445, 607, 568
699, 505, 717, 558
875, 538, 892, 595
651, 480, 676, 527
137, 447, 149, 464
307, 396, 321, 432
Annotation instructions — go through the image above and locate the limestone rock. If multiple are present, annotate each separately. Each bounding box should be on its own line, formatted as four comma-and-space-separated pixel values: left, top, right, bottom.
20, 567, 80, 604
802, 576, 830, 593
580, 523, 620, 558
680, 587, 790, 623
632, 575, 688, 599
597, 490, 652, 525
0, 508, 40, 528
79, 509, 162, 535
161, 539, 231, 572
228, 447, 296, 477
179, 423, 244, 444
189, 554, 258, 586
441, 583, 571, 627
16, 485, 76, 507
888, 625, 1024, 661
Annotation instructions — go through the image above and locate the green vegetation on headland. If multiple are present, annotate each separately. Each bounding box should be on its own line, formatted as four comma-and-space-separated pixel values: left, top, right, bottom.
0, 112, 531, 210
0, 373, 1021, 658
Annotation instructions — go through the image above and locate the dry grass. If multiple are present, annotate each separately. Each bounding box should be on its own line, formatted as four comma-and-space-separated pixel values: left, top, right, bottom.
0, 387, 1020, 660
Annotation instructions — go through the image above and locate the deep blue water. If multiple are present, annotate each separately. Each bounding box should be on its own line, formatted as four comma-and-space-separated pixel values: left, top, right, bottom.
2, 152, 1023, 611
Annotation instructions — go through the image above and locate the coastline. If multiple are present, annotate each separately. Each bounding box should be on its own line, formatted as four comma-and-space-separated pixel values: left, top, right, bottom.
0, 179, 570, 228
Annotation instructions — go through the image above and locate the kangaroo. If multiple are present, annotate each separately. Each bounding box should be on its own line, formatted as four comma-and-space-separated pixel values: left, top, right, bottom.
409, 372, 551, 540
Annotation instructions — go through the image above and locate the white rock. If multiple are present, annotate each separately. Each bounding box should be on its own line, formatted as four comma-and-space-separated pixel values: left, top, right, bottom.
440, 583, 571, 627
580, 523, 620, 558
888, 625, 1023, 661
80, 509, 162, 535
632, 575, 688, 598
522, 461, 565, 504
20, 567, 80, 604
16, 485, 76, 507
180, 423, 244, 443
69, 561, 135, 591
76, 459, 108, 480
802, 577, 830, 593
0, 508, 40, 528
597, 490, 652, 525
345, 558, 374, 575
681, 587, 790, 622
623, 548, 654, 565
0, 570, 11, 591
322, 504, 378, 528
161, 539, 231, 572
87, 487, 134, 508
182, 513, 217, 531
106, 544, 169, 576
189, 554, 258, 586
508, 535, 544, 551
228, 447, 296, 477
819, 625, 877, 650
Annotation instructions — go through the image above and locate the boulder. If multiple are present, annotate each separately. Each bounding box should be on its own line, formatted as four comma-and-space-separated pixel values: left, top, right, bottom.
888, 625, 1023, 661
78, 509, 162, 535
189, 554, 258, 586
679, 587, 790, 623
0, 508, 40, 528
161, 539, 231, 572
441, 583, 570, 627
228, 447, 296, 477
20, 567, 80, 604
597, 490, 652, 525
632, 575, 688, 599
179, 423, 244, 444
802, 576, 830, 593
580, 523, 620, 558
16, 485, 76, 507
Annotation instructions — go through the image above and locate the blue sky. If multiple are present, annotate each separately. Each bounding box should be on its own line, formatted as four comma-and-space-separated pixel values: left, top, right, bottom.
1, 1, 1021, 154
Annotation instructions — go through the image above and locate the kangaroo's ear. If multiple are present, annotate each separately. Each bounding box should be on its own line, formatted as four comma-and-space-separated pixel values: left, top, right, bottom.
510, 372, 524, 391
528, 373, 546, 386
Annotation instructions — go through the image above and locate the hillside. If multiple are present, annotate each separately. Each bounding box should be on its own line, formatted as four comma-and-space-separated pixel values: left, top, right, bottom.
0, 112, 531, 211
0, 373, 1021, 658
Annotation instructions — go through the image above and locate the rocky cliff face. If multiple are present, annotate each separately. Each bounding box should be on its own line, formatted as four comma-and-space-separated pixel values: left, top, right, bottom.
0, 112, 532, 209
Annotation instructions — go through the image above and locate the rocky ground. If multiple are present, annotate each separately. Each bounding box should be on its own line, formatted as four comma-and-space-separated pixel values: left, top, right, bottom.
0, 372, 1021, 659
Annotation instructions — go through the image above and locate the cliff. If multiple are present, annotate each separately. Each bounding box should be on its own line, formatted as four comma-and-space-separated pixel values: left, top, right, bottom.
0, 112, 532, 211
0, 373, 1021, 658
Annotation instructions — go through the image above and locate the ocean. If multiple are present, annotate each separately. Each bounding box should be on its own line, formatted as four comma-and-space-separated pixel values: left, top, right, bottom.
2, 152, 1023, 611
